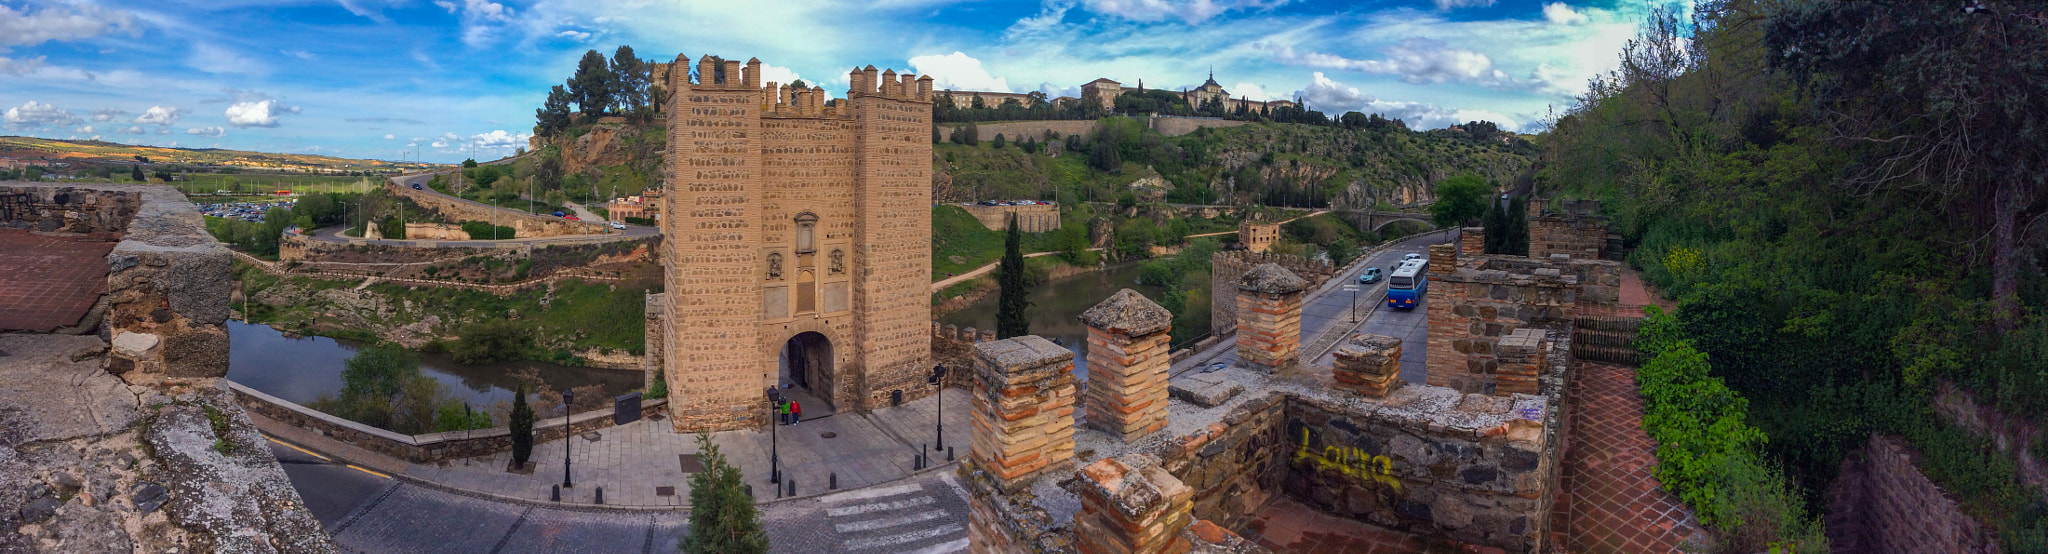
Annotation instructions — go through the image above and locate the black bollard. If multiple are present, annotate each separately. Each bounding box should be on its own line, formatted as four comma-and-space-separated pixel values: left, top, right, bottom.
551, 484, 561, 502
947, 446, 955, 462
595, 487, 604, 505
830, 473, 839, 490
743, 484, 753, 499
787, 478, 796, 497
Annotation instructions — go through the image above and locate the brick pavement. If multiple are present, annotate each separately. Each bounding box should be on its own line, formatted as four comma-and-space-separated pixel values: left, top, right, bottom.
0, 229, 117, 331
1242, 496, 1496, 554
1549, 361, 1711, 553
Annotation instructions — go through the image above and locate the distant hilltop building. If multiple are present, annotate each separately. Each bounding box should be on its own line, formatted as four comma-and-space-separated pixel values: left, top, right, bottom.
939, 69, 1296, 113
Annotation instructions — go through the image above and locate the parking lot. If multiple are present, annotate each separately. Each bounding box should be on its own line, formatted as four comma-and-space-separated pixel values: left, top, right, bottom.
199, 200, 296, 222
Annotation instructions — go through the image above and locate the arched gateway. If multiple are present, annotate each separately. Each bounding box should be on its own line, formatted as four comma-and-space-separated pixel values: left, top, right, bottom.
659, 54, 937, 432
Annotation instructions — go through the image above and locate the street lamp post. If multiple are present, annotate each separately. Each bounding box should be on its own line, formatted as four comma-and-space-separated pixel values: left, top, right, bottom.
1346, 283, 1359, 322
562, 389, 575, 489
930, 364, 946, 451
766, 386, 782, 484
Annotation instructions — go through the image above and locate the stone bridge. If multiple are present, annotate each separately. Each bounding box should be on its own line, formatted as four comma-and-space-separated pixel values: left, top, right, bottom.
1332, 209, 1435, 233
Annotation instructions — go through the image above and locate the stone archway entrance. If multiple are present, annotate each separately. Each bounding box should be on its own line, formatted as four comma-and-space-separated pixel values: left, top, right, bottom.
778, 331, 836, 415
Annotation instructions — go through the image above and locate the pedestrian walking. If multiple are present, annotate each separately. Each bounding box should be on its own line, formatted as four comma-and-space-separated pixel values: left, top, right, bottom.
791, 400, 801, 425
777, 399, 790, 426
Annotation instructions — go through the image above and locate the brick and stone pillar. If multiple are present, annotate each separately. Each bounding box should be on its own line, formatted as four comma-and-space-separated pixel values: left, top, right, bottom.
1233, 263, 1308, 373
1461, 226, 1486, 256
969, 335, 1079, 489
1428, 243, 1457, 276
1495, 328, 1547, 395
967, 336, 1080, 554
1332, 334, 1403, 398
1071, 454, 1194, 554
1078, 289, 1173, 442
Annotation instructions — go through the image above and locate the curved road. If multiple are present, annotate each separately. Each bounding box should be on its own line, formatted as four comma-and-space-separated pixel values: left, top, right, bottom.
316, 172, 658, 246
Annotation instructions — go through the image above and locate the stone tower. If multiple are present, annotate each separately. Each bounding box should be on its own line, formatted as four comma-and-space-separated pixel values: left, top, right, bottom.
661, 55, 936, 431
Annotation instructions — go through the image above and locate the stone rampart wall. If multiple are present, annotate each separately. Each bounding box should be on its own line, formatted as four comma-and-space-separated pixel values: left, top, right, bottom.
0, 185, 140, 236
1425, 257, 1578, 395
384, 179, 608, 238
1210, 251, 1336, 336
939, 120, 1097, 144
229, 381, 667, 464
1527, 199, 1611, 262
1826, 434, 1999, 553
959, 203, 1060, 232
88, 184, 234, 380
1147, 115, 1249, 137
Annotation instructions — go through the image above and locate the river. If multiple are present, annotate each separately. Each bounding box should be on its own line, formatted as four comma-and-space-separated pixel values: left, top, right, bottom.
225, 320, 642, 407
936, 262, 1209, 381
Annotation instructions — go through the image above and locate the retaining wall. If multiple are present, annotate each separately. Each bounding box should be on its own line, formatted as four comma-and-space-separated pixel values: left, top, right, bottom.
229, 381, 667, 464
1826, 434, 1999, 553
384, 179, 609, 238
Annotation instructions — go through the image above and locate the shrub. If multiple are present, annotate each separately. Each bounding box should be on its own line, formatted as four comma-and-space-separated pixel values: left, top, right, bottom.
509, 384, 534, 466
450, 320, 530, 364
645, 370, 668, 400
460, 221, 517, 240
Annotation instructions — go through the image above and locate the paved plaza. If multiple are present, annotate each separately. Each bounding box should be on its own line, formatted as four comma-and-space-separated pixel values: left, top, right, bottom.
0, 229, 116, 331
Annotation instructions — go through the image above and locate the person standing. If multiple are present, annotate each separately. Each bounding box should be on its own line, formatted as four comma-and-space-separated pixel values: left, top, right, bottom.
790, 400, 801, 426
776, 399, 789, 426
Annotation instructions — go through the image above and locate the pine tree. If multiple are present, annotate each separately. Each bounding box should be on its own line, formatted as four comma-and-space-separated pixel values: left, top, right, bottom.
991, 133, 1006, 149
996, 216, 1032, 338
535, 85, 573, 136
609, 45, 645, 114
684, 433, 768, 554
568, 50, 614, 117
509, 383, 534, 467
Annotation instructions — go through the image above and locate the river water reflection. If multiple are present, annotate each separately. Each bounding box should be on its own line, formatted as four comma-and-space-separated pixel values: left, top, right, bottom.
225, 320, 642, 407
936, 263, 1209, 381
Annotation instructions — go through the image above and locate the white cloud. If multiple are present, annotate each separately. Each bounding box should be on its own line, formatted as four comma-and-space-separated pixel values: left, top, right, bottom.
910, 52, 1011, 92
1036, 82, 1080, 99
3, 100, 78, 129
1434, 0, 1495, 9
384, 134, 395, 140
439, 0, 516, 47
186, 126, 226, 137
1265, 39, 1515, 87
1295, 71, 1524, 131
0, 55, 45, 75
470, 129, 530, 151
555, 30, 590, 41
116, 125, 144, 134
225, 99, 301, 128
1543, 3, 1588, 25
132, 106, 183, 126
189, 43, 265, 74
1228, 82, 1281, 102
281, 49, 317, 60
89, 108, 125, 122
0, 2, 140, 49
755, 63, 805, 88
1076, 0, 1290, 25
75, 125, 91, 133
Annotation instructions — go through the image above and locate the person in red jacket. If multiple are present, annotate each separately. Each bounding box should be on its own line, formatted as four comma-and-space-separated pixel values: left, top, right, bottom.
790, 400, 802, 425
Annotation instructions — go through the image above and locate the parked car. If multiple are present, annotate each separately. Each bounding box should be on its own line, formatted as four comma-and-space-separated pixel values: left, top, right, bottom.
609, 222, 626, 230
1403, 253, 1423, 262
551, 211, 566, 217
410, 183, 423, 190
564, 216, 581, 221
1359, 267, 1383, 284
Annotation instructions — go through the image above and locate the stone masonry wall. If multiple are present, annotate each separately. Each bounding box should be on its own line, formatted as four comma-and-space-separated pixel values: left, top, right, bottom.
1079, 289, 1174, 442
1826, 434, 1999, 553
1211, 251, 1333, 336
961, 202, 1060, 232
232, 382, 669, 464
1234, 264, 1308, 373
91, 185, 234, 381
1527, 200, 1609, 262
0, 185, 140, 236
384, 179, 608, 238
1425, 251, 1577, 395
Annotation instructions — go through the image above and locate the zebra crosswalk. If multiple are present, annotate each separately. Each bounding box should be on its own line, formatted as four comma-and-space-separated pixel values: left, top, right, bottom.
814, 475, 969, 553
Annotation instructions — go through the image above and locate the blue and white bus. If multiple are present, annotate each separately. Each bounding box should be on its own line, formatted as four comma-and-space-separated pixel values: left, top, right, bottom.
1385, 259, 1427, 309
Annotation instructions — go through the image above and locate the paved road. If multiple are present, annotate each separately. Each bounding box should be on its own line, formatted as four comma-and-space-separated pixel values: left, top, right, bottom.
1181, 229, 1454, 384
272, 439, 972, 554
309, 172, 657, 247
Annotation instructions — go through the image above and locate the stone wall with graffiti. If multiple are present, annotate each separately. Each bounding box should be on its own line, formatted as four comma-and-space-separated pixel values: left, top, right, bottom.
1153, 392, 1291, 532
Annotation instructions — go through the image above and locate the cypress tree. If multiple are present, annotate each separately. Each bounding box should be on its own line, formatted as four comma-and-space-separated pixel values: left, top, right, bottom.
684, 433, 768, 554
509, 383, 534, 467
1506, 197, 1530, 256
130, 165, 145, 182
996, 216, 1032, 338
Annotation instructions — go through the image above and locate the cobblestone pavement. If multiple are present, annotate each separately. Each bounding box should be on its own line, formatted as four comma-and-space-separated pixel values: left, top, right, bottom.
404, 388, 971, 507
285, 435, 972, 554
1549, 361, 1710, 553
0, 229, 116, 331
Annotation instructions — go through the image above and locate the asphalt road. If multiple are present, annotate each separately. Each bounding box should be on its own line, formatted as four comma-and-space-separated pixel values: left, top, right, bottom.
271, 437, 973, 554
311, 172, 658, 246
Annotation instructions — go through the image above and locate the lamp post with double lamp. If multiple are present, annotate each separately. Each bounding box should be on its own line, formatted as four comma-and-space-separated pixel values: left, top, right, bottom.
930, 364, 946, 452
562, 389, 574, 489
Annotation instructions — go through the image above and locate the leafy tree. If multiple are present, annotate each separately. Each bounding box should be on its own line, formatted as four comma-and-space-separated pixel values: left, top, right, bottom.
536, 85, 574, 137
932, 126, 942, 144
462, 158, 478, 169
315, 343, 456, 434
451, 320, 530, 364
130, 166, 144, 182
569, 49, 614, 116
1768, 1, 2048, 332
379, 215, 406, 239
996, 216, 1032, 338
609, 45, 646, 114
509, 383, 534, 467
991, 133, 1006, 149
787, 78, 808, 90
1428, 173, 1491, 228
1088, 139, 1122, 173
683, 433, 768, 554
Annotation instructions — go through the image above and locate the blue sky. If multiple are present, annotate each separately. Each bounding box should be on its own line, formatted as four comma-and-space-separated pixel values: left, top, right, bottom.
0, 0, 1667, 163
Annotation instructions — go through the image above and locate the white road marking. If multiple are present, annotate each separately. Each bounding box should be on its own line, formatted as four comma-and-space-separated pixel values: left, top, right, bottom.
832, 509, 948, 533
825, 495, 936, 517
936, 471, 971, 504
841, 523, 964, 551
818, 482, 924, 504
897, 537, 969, 554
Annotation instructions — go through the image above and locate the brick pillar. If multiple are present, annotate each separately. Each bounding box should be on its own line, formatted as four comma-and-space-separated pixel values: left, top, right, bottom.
1461, 226, 1486, 256
1233, 263, 1308, 373
1071, 454, 1193, 554
1332, 334, 1403, 398
1496, 328, 1546, 395
1078, 289, 1173, 442
969, 336, 1079, 490
1428, 243, 1457, 276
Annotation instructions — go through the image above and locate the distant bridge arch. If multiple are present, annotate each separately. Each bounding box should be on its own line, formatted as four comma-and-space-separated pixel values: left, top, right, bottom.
1333, 209, 1435, 233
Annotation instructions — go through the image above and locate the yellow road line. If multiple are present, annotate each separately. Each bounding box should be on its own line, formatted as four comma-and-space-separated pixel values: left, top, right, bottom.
265, 436, 330, 462
347, 465, 392, 479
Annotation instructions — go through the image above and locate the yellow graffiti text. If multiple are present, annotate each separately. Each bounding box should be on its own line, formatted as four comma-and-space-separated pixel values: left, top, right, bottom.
1295, 427, 1402, 490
